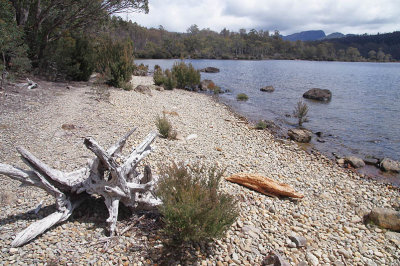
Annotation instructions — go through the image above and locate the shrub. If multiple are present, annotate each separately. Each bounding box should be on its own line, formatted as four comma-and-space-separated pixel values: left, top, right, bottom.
153, 66, 165, 86
156, 162, 237, 244
172, 61, 200, 90
293, 100, 309, 127
121, 82, 133, 91
237, 93, 249, 101
163, 69, 177, 90
96, 38, 135, 88
155, 114, 172, 138
133, 63, 149, 76
255, 120, 268, 130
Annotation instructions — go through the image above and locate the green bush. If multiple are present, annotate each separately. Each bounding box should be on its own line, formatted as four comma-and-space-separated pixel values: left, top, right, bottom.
293, 100, 309, 127
0, 0, 30, 74
155, 114, 172, 138
163, 69, 177, 90
237, 93, 249, 101
255, 120, 268, 130
153, 66, 165, 86
96, 38, 135, 88
157, 162, 237, 244
133, 63, 149, 76
171, 61, 200, 90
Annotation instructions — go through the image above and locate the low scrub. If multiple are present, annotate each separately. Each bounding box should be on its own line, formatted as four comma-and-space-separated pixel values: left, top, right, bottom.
155, 114, 173, 138
237, 93, 249, 101
133, 63, 148, 76
172, 61, 200, 90
293, 100, 309, 127
156, 162, 237, 244
255, 120, 268, 130
153, 67, 176, 90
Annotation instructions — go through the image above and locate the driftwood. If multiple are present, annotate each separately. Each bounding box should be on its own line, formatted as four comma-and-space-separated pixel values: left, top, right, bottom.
225, 173, 304, 198
0, 128, 161, 247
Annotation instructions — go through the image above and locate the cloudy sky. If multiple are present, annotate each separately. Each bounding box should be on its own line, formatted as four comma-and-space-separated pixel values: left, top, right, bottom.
125, 0, 400, 35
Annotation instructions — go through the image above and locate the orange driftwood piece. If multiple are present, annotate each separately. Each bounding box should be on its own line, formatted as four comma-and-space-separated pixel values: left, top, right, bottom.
225, 173, 304, 198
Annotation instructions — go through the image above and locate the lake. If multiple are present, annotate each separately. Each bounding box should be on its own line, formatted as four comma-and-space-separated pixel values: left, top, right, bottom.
136, 59, 400, 177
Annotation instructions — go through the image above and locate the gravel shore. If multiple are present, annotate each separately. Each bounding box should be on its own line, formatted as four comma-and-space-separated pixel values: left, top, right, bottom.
0, 76, 399, 265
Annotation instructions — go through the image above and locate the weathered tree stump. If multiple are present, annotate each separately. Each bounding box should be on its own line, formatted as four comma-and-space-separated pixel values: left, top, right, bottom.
0, 128, 161, 247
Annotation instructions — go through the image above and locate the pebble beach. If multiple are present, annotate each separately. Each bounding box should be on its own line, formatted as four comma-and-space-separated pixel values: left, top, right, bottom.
0, 76, 399, 265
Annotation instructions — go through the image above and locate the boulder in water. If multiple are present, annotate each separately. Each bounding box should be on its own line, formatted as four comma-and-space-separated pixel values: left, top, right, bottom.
380, 158, 400, 173
303, 88, 332, 101
260, 86, 275, 92
344, 156, 365, 168
200, 67, 220, 73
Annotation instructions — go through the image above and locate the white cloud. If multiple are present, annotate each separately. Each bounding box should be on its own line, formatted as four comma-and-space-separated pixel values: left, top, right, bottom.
125, 0, 400, 35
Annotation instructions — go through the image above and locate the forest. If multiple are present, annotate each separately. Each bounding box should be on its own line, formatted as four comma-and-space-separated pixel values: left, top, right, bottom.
1, 0, 398, 84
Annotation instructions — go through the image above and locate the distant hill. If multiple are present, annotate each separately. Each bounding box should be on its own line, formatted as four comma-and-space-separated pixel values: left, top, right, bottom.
323, 32, 345, 39
283, 30, 326, 41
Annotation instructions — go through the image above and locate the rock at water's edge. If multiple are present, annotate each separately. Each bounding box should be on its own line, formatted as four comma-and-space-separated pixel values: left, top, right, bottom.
366, 208, 400, 232
303, 88, 332, 101
288, 128, 312, 143
344, 156, 366, 168
260, 86, 275, 92
199, 79, 215, 91
380, 158, 400, 173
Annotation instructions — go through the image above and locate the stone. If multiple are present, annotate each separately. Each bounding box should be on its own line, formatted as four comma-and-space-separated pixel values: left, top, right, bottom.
231, 253, 239, 261
332, 261, 345, 266
260, 86, 275, 92
288, 234, 307, 247
288, 128, 312, 143
199, 80, 216, 91
261, 250, 290, 266
306, 252, 319, 266
363, 158, 379, 166
366, 208, 400, 231
134, 85, 152, 96
9, 248, 18, 254
61, 124, 76, 130
344, 156, 365, 168
186, 134, 198, 140
200, 67, 220, 73
385, 231, 400, 242
303, 88, 332, 101
380, 158, 400, 173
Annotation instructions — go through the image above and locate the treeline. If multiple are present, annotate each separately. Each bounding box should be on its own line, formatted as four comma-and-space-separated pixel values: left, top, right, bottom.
2, 0, 399, 84
0, 0, 149, 85
106, 18, 398, 62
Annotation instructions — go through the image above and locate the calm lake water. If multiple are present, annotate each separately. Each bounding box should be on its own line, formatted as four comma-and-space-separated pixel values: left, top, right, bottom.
137, 59, 400, 167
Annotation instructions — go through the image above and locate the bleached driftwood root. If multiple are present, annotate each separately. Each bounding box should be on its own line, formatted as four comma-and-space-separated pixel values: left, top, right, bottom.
0, 128, 161, 247
226, 173, 304, 198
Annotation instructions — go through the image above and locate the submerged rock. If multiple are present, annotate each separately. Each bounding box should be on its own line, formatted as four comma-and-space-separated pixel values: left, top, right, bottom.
260, 86, 275, 92
200, 67, 220, 73
380, 158, 400, 173
366, 208, 400, 231
303, 88, 332, 101
344, 156, 366, 168
288, 128, 312, 143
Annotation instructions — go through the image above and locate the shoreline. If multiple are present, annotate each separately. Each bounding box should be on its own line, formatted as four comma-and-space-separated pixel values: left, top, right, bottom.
0, 76, 399, 264
207, 90, 400, 188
